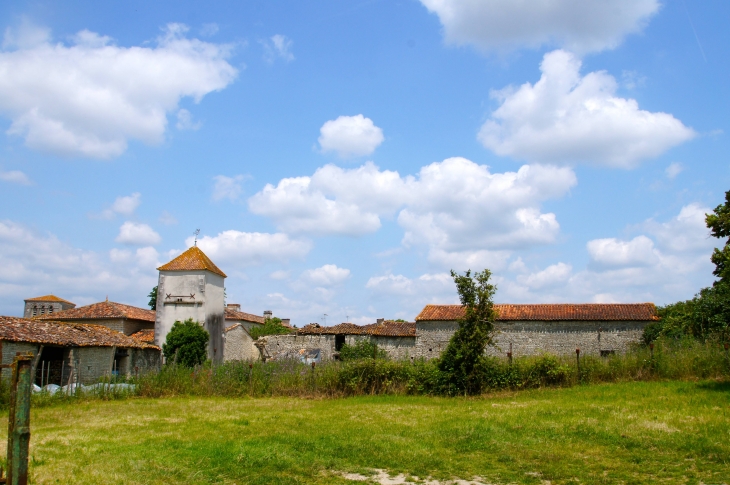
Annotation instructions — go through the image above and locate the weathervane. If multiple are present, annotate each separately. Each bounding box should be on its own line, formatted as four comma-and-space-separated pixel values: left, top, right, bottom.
193, 228, 200, 246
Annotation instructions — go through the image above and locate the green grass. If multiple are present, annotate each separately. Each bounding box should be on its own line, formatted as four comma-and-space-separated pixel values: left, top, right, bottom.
3, 380, 729, 484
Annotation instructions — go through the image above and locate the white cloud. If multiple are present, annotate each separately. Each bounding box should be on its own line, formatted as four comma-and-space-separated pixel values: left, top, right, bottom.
365, 272, 457, 316
420, 0, 660, 53
200, 23, 219, 37
212, 175, 245, 202
0, 170, 31, 185
176, 109, 202, 130
116, 222, 161, 246
97, 192, 141, 219
300, 264, 350, 287
665, 162, 683, 179
517, 262, 572, 289
587, 235, 659, 268
0, 219, 158, 314
0, 23, 237, 159
262, 34, 294, 63
478, 50, 695, 169
249, 158, 575, 265
191, 230, 312, 266
500, 204, 719, 304
269, 270, 290, 280
318, 115, 384, 158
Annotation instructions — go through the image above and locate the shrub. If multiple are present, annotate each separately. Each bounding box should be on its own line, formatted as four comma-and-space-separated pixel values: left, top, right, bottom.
162, 318, 209, 367
249, 317, 292, 340
339, 340, 387, 360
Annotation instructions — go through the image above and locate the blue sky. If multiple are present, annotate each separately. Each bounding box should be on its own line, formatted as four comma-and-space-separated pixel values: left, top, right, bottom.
1, 0, 729, 325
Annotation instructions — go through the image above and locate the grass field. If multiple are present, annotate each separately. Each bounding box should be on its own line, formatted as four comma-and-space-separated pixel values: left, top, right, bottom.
3, 380, 729, 484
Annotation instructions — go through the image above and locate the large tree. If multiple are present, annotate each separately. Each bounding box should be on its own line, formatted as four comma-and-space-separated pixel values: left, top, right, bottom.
148, 286, 158, 310
438, 269, 498, 395
706, 190, 730, 283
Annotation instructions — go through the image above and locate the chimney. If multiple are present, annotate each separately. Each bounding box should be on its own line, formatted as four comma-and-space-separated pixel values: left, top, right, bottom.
264, 310, 273, 320
281, 318, 291, 327
227, 303, 241, 312
376, 318, 384, 324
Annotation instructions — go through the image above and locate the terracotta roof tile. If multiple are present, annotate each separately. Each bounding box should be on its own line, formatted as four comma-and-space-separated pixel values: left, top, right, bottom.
0, 316, 159, 349
415, 303, 659, 322
297, 321, 415, 337
130, 329, 155, 343
224, 307, 265, 324
36, 300, 155, 323
24, 295, 75, 305
157, 246, 226, 278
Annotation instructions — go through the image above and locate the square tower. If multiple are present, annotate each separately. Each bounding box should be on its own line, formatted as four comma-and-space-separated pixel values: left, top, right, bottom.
155, 246, 227, 363
24, 295, 76, 318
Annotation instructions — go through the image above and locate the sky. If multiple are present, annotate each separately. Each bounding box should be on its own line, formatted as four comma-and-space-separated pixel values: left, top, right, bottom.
1, 0, 729, 325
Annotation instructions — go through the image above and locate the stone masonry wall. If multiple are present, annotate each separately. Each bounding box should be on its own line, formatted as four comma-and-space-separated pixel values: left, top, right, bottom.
0, 341, 39, 379
261, 334, 336, 361
73, 347, 115, 384
223, 326, 257, 362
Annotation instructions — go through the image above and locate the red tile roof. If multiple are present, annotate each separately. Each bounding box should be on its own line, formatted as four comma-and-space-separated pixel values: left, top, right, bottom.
416, 303, 659, 322
130, 329, 155, 343
35, 300, 155, 323
224, 323, 252, 334
24, 295, 75, 305
0, 317, 159, 349
224, 307, 265, 324
157, 246, 226, 278
297, 321, 416, 337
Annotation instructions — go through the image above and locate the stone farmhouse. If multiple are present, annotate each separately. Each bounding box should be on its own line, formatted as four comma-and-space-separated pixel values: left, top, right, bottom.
259, 303, 658, 361
0, 316, 160, 385
35, 299, 156, 336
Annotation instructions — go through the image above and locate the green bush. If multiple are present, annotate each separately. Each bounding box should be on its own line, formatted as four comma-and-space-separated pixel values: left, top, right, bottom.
249, 317, 292, 340
339, 340, 387, 360
162, 318, 209, 367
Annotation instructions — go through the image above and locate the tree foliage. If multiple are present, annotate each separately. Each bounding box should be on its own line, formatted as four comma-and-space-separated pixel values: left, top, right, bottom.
249, 317, 292, 340
437, 269, 497, 395
339, 340, 387, 361
162, 318, 209, 367
148, 286, 158, 310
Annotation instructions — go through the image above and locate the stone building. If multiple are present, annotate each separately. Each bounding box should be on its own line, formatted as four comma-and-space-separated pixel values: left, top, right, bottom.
35, 299, 155, 336
155, 246, 227, 363
415, 303, 658, 358
225, 304, 265, 333
259, 303, 658, 361
0, 316, 160, 385
23, 295, 76, 318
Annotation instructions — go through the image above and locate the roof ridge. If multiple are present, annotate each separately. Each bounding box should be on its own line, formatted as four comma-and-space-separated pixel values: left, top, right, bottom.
157, 246, 227, 278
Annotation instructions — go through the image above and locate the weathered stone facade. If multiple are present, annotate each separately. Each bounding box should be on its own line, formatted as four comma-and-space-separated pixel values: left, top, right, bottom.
223, 324, 258, 362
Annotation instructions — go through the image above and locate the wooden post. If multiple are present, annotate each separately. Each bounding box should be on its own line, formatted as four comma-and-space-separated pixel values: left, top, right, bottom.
7, 353, 33, 485
30, 346, 43, 383
576, 348, 581, 381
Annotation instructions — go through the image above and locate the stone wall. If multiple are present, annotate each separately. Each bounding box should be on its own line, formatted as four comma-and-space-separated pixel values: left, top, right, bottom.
257, 320, 648, 362
223, 326, 257, 361
0, 341, 39, 379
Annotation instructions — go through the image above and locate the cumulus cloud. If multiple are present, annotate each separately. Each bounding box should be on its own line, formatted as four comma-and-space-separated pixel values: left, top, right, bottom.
501, 204, 718, 304
0, 22, 237, 159
0, 169, 31, 185
250, 158, 575, 269
97, 192, 141, 219
191, 230, 312, 266
212, 175, 245, 202
0, 219, 158, 314
300, 264, 350, 287
366, 272, 457, 316
116, 222, 161, 246
420, 0, 660, 53
479, 50, 695, 169
262, 34, 294, 63
318, 115, 384, 158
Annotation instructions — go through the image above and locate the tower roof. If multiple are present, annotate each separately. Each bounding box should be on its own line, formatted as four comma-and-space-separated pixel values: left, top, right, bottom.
157, 246, 227, 278
24, 294, 75, 305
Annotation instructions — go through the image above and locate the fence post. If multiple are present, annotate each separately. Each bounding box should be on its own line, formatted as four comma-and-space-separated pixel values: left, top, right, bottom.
311, 361, 316, 393
575, 348, 581, 382
7, 352, 32, 485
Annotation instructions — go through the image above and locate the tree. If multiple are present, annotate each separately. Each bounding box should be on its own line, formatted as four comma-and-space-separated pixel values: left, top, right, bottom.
438, 269, 498, 395
162, 318, 209, 367
707, 190, 730, 283
249, 317, 293, 340
148, 286, 158, 310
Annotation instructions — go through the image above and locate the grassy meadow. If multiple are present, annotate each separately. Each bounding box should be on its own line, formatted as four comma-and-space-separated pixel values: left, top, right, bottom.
3, 380, 729, 484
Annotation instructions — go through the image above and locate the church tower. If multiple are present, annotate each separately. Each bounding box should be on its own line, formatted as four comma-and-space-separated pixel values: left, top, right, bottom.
155, 246, 226, 363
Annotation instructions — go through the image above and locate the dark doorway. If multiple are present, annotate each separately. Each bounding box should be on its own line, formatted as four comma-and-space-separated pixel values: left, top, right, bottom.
335, 335, 345, 351
35, 346, 67, 386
